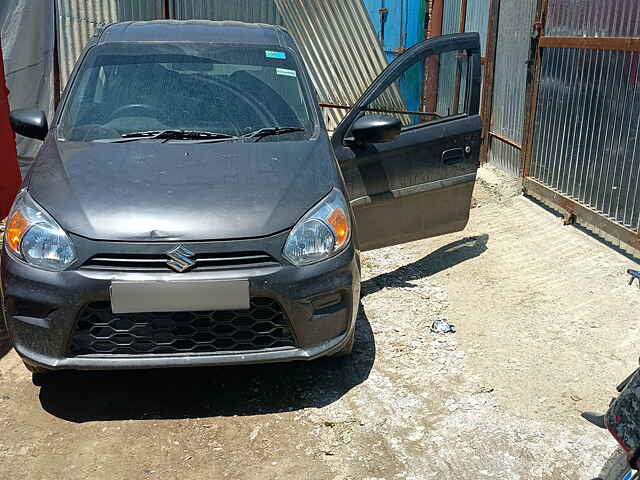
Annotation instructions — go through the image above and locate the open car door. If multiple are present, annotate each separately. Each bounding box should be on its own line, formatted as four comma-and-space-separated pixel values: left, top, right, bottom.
332, 33, 482, 251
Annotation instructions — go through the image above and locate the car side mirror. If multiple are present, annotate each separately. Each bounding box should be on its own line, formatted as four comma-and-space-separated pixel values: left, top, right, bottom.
10, 108, 48, 141
350, 114, 401, 144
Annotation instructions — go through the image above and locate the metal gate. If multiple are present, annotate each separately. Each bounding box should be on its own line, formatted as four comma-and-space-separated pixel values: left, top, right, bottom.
522, 0, 640, 253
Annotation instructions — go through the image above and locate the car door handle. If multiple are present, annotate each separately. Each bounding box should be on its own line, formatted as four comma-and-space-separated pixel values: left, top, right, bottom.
442, 147, 466, 165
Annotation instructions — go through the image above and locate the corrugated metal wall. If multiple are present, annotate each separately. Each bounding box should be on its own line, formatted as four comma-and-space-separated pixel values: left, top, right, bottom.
170, 0, 282, 25
487, 0, 537, 175
435, 0, 489, 114
441, 0, 461, 35
464, 0, 489, 115
57, 0, 163, 86
436, 0, 460, 114
438, 0, 490, 53
276, 0, 391, 130
545, 0, 640, 38
464, 0, 489, 55
530, 0, 640, 232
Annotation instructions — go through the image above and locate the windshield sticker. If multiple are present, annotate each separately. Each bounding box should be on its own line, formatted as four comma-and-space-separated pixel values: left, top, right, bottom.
265, 50, 286, 60
276, 68, 297, 78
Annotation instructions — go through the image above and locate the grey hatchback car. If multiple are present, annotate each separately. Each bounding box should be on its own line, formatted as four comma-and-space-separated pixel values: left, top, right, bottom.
1, 21, 481, 375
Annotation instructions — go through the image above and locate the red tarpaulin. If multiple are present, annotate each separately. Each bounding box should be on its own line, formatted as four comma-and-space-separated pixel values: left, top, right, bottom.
0, 37, 21, 219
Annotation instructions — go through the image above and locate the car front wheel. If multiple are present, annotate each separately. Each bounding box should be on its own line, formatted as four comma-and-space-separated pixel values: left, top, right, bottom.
332, 329, 355, 357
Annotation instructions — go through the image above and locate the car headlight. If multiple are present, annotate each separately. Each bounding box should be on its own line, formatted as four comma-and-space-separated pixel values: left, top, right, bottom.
4, 191, 77, 271
283, 189, 351, 266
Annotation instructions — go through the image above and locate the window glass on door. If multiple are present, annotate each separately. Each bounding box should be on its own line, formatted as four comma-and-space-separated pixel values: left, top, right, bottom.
362, 49, 470, 128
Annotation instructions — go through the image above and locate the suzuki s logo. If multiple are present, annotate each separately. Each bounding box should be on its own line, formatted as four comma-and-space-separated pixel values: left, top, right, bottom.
167, 246, 196, 273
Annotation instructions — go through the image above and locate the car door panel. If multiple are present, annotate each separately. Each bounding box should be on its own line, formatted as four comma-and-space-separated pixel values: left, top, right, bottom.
333, 33, 482, 252
344, 115, 481, 251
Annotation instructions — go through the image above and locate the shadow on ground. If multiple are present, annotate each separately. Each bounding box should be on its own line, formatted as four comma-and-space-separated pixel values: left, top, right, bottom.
361, 234, 489, 297
38, 307, 375, 423
0, 338, 10, 359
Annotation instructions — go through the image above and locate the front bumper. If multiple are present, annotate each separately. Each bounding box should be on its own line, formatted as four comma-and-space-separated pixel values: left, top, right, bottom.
1, 231, 360, 370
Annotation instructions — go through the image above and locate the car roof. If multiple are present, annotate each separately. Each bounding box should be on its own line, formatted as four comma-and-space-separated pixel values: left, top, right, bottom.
96, 20, 292, 48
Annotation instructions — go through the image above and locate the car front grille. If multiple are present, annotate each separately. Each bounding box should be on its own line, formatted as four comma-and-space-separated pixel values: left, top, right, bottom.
69, 298, 296, 356
80, 251, 278, 272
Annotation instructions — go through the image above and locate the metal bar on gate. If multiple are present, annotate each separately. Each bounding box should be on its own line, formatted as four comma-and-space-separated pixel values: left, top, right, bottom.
540, 36, 640, 52
479, 0, 500, 164
163, 0, 171, 19
490, 131, 522, 150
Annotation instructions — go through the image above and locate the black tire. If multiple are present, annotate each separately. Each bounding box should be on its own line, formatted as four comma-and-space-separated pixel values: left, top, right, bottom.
597, 448, 634, 480
333, 329, 355, 357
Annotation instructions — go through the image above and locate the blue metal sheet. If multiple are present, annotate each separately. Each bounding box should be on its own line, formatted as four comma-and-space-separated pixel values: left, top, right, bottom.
362, 0, 424, 112
363, 0, 424, 61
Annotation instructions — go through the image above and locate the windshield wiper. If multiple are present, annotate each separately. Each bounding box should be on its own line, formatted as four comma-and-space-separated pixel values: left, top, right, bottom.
109, 130, 237, 143
243, 127, 305, 142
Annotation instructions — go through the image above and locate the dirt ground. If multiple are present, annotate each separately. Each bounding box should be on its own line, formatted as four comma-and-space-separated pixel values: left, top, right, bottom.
1, 165, 639, 479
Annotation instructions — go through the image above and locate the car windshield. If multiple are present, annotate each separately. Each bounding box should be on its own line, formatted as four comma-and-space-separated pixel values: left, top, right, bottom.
58, 43, 315, 142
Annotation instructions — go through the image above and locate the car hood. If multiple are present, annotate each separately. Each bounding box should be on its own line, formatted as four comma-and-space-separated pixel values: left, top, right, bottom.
28, 136, 336, 241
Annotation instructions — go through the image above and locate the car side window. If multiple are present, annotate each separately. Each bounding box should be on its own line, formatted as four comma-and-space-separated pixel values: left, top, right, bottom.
362, 49, 470, 128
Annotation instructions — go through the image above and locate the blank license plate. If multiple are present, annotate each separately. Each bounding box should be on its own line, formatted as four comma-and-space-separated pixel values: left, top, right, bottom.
110, 280, 250, 314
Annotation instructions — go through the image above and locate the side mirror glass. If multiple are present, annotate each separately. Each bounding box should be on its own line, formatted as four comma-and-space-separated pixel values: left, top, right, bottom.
10, 109, 48, 141
350, 114, 401, 144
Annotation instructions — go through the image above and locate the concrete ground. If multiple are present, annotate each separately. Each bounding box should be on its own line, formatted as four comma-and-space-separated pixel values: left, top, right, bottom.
1, 165, 639, 479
